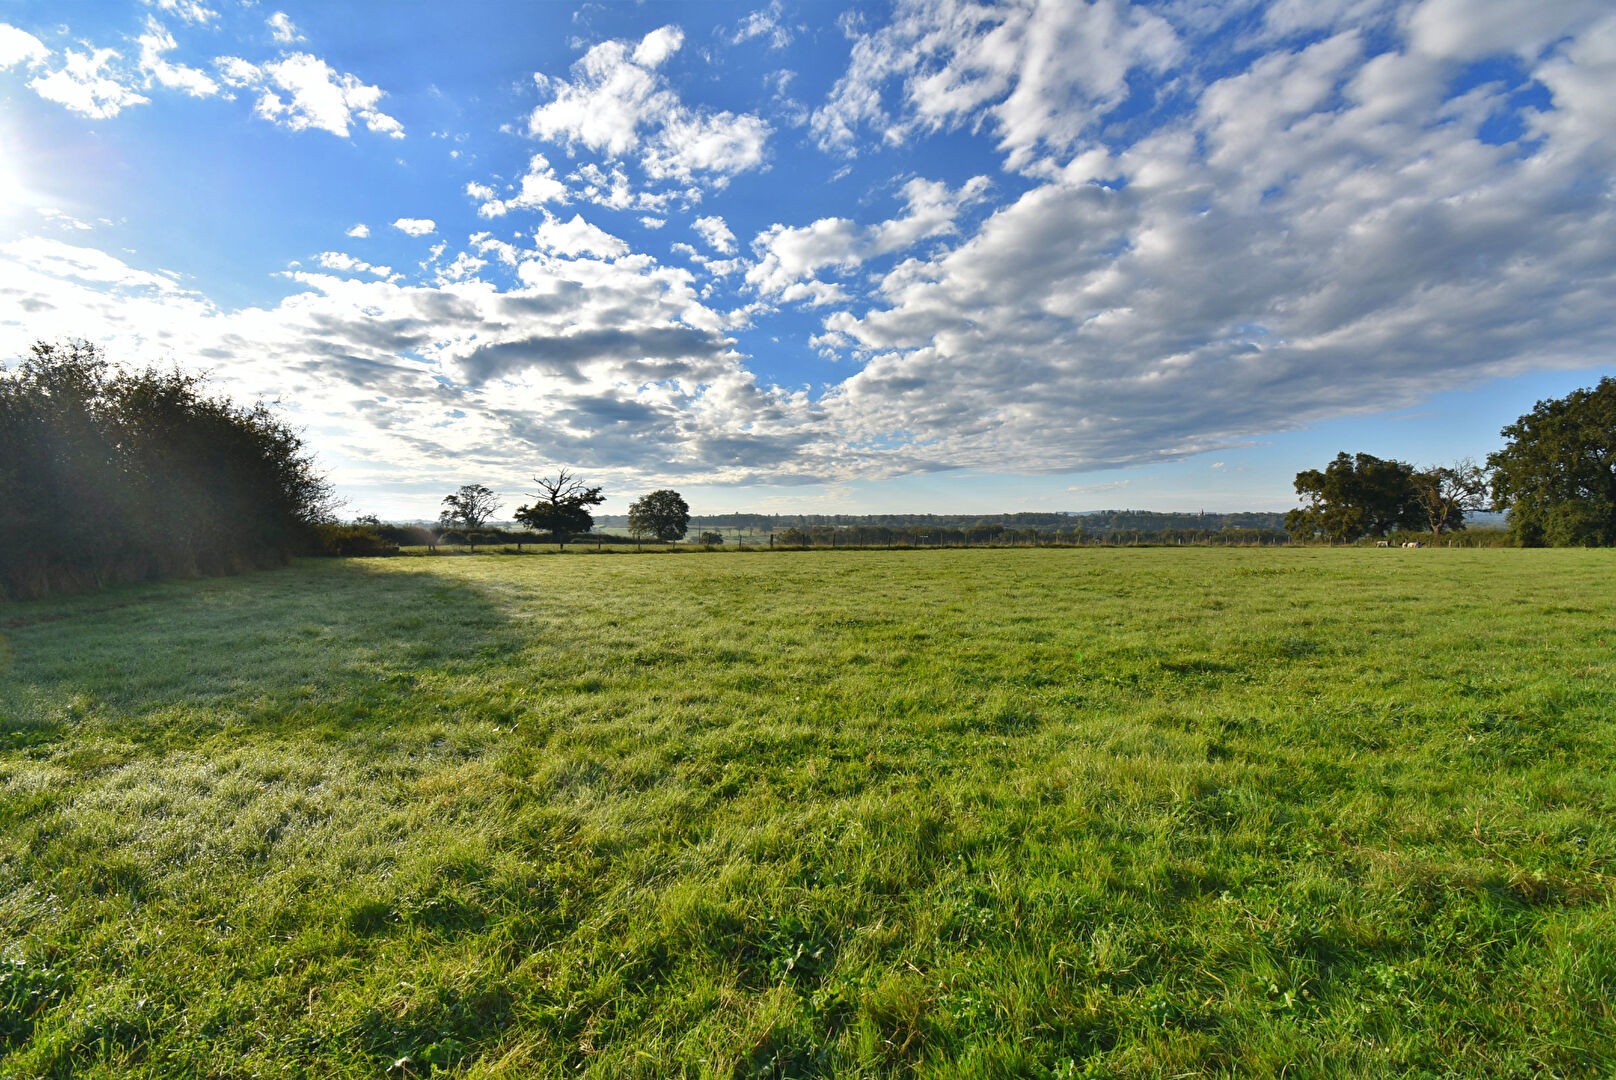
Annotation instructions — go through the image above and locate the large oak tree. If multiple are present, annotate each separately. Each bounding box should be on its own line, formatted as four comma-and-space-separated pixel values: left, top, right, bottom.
513, 470, 605, 551
1488, 377, 1616, 547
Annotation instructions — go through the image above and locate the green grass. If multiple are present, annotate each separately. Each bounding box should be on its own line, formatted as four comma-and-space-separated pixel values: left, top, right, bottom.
1, 547, 1613, 1077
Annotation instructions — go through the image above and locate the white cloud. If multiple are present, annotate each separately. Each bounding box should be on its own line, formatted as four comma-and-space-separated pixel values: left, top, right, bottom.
746, 175, 990, 303
346, 223, 370, 239
145, 0, 217, 25
8, 1, 1615, 502
0, 24, 48, 70
732, 3, 792, 49
216, 52, 404, 139
435, 251, 487, 284
1529, 12, 1616, 153
532, 213, 629, 259
529, 25, 771, 183
266, 12, 304, 45
2, 236, 193, 296
1406, 0, 1608, 62
633, 25, 684, 68
392, 218, 436, 237
567, 161, 695, 212
314, 251, 394, 279
36, 207, 95, 231
136, 17, 219, 97
469, 232, 522, 266
468, 154, 569, 217
1067, 479, 1132, 495
814, 0, 1179, 170
1, 235, 827, 493
693, 215, 737, 254
747, 217, 862, 303
29, 48, 150, 119
804, 11, 1616, 474
642, 109, 769, 182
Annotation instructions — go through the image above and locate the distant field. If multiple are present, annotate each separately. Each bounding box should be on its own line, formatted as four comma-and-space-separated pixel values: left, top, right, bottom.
2, 548, 1613, 1077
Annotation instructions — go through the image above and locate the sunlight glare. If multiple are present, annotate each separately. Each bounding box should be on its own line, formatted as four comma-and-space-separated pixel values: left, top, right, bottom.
0, 157, 27, 218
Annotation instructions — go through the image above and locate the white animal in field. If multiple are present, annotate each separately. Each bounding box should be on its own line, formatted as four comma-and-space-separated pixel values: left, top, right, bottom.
1376, 541, 1390, 547
1403, 541, 1422, 548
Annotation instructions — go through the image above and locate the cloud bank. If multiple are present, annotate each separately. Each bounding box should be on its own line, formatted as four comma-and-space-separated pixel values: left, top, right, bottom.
2, 0, 1613, 506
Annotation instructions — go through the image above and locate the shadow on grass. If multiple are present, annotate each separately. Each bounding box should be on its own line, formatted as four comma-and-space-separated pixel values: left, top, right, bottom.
0, 558, 516, 751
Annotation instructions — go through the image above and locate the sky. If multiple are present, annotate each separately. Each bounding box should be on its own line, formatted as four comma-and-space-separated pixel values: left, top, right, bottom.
1, 0, 1612, 521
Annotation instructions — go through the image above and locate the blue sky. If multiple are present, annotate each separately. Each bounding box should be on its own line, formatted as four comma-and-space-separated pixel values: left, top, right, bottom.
1, 0, 1612, 520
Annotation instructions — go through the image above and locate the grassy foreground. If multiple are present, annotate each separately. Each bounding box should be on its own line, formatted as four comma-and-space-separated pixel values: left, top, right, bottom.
1, 547, 1613, 1077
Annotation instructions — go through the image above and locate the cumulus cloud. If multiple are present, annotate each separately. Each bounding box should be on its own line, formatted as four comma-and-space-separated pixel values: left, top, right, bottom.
266, 12, 304, 45
346, 223, 370, 238
803, 3, 1616, 473
529, 25, 771, 183
0, 24, 48, 70
0, 236, 828, 491
747, 175, 991, 304
692, 215, 737, 254
314, 251, 394, 279
1406, 0, 1608, 61
566, 161, 696, 212
7, 0, 1616, 501
468, 153, 569, 217
814, 0, 1179, 170
216, 52, 404, 138
531, 213, 629, 259
391, 218, 436, 237
29, 47, 150, 118
732, 3, 792, 49
136, 17, 219, 97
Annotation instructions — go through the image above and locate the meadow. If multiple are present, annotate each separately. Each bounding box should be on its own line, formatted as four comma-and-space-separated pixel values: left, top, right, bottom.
1, 547, 1612, 1077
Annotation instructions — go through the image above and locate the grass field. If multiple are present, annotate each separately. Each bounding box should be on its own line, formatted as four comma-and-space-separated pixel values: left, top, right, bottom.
1, 547, 1613, 1077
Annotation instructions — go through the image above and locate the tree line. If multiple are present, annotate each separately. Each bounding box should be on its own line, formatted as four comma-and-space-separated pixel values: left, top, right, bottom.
592, 509, 1290, 536
1286, 376, 1615, 546
5, 339, 1608, 602
0, 341, 333, 599
429, 479, 690, 551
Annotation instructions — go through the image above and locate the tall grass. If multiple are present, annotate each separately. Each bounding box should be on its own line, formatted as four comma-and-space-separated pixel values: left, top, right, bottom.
1, 548, 1612, 1076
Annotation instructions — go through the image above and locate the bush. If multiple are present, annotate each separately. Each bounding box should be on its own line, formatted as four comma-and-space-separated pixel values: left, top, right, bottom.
312, 524, 399, 557
0, 341, 333, 599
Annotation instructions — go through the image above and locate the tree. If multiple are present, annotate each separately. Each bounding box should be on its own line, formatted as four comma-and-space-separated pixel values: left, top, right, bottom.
441, 484, 499, 529
627, 489, 691, 543
1488, 377, 1616, 546
698, 531, 724, 546
1409, 459, 1489, 537
439, 483, 500, 552
0, 340, 332, 598
513, 470, 604, 551
1284, 451, 1422, 543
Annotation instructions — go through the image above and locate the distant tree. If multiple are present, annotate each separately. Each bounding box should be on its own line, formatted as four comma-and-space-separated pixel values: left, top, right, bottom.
628, 489, 691, 543
698, 530, 724, 545
1488, 377, 1616, 546
513, 470, 604, 551
1410, 459, 1489, 536
441, 484, 500, 530
1285, 452, 1422, 543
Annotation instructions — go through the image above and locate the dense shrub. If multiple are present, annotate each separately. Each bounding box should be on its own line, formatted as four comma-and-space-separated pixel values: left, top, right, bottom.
312, 524, 399, 557
0, 340, 334, 599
